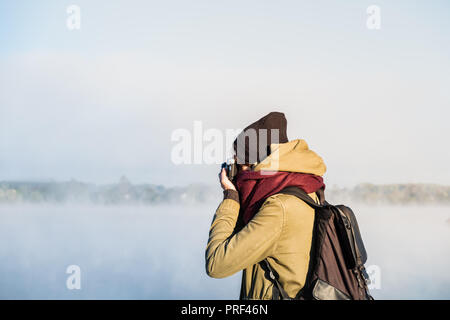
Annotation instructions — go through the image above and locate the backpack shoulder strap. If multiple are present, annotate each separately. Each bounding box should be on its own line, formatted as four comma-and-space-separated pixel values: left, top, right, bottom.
278, 186, 329, 208
260, 186, 328, 300
261, 259, 291, 300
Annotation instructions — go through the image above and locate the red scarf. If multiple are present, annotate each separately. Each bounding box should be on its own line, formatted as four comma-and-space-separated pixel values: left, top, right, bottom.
235, 171, 325, 224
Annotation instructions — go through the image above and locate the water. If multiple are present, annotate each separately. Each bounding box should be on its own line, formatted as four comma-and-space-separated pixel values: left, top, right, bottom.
0, 204, 448, 299
353, 204, 450, 299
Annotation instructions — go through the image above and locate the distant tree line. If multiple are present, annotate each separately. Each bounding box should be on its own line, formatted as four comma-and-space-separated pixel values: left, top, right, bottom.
0, 176, 220, 205
325, 183, 450, 205
0, 178, 449, 205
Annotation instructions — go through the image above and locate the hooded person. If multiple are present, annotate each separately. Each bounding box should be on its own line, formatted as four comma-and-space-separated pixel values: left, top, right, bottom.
205, 111, 327, 300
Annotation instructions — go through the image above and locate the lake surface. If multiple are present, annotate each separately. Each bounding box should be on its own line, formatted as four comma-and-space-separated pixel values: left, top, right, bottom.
0, 204, 449, 299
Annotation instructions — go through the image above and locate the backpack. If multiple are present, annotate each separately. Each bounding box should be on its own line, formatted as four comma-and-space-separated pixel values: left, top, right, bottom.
261, 186, 373, 300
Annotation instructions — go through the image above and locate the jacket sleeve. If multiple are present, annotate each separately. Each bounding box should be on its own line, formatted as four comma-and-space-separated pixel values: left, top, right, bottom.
205, 194, 285, 279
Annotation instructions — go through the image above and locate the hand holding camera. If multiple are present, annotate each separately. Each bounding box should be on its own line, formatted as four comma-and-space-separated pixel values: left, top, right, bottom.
219, 159, 237, 191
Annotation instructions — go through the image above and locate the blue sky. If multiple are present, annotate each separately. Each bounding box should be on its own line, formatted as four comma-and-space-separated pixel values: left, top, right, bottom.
1, 1, 450, 187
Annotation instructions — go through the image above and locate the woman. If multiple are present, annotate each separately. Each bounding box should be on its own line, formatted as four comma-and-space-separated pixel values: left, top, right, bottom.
205, 112, 327, 300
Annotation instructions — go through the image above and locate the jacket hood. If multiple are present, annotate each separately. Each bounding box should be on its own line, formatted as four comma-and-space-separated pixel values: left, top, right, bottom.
252, 139, 327, 176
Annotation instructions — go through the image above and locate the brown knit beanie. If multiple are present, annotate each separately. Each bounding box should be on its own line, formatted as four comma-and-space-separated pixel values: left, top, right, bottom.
233, 112, 288, 164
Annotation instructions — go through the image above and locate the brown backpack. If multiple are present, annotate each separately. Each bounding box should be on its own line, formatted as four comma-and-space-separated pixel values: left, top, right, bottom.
261, 186, 373, 300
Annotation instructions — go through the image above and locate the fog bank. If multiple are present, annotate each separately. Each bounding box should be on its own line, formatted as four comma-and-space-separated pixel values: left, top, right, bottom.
0, 204, 448, 299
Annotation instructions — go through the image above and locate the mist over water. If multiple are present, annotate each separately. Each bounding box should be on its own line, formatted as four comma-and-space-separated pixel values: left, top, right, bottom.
0, 204, 448, 299
353, 204, 450, 299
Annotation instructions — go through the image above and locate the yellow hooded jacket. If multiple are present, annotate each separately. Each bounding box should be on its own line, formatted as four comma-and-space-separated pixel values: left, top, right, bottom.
205, 139, 326, 299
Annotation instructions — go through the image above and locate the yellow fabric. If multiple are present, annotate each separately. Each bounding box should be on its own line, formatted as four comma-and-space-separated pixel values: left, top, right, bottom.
253, 139, 326, 176
206, 139, 326, 299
